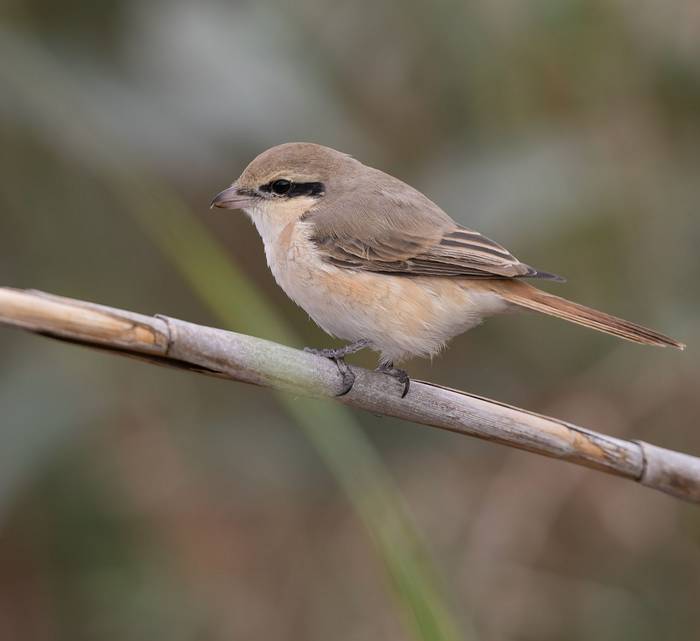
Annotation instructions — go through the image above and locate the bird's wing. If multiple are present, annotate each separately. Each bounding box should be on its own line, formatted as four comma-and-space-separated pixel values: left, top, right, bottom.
307, 181, 563, 281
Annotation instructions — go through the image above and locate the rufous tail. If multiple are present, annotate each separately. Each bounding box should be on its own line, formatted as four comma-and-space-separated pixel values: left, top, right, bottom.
494, 281, 685, 350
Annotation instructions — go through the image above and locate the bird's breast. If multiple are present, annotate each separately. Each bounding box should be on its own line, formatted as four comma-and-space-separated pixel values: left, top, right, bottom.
261, 220, 508, 363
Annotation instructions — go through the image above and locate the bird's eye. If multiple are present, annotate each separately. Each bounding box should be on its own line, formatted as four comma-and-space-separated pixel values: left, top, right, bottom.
271, 179, 291, 195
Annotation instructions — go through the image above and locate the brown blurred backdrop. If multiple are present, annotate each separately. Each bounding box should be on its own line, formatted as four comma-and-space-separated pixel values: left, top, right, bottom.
1, 1, 699, 640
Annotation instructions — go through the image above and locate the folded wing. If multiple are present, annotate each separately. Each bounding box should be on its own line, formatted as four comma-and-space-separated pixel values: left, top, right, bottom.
308, 184, 563, 281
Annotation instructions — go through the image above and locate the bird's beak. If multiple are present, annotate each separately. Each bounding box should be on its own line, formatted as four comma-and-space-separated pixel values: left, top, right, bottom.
210, 185, 257, 210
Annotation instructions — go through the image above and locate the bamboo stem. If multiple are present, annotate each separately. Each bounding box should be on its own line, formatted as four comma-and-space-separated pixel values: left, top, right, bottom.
1, 286, 698, 504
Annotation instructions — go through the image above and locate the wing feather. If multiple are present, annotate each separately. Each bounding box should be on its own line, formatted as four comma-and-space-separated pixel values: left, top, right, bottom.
307, 171, 564, 281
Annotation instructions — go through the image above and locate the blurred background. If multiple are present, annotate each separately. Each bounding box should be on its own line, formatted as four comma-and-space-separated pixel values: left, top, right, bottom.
1, 1, 699, 639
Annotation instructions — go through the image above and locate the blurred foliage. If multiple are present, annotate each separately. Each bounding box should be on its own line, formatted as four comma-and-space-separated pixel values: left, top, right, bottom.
1, 25, 463, 641
1, 1, 699, 640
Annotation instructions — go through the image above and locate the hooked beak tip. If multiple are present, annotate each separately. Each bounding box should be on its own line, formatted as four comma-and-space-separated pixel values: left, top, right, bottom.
210, 185, 257, 211
210, 188, 233, 209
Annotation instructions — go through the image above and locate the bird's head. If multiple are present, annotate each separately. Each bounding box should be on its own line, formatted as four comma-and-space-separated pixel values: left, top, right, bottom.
210, 142, 359, 223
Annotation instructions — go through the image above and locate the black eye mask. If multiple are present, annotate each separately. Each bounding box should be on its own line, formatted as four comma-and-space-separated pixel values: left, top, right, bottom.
260, 180, 325, 198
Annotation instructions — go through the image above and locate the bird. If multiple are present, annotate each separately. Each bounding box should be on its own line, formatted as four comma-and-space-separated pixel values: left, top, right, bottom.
211, 142, 684, 397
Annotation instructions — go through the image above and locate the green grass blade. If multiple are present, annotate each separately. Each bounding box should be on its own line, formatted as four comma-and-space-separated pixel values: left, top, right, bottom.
0, 30, 468, 640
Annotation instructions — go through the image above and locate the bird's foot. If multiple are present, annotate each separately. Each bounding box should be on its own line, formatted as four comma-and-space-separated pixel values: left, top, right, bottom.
376, 362, 411, 398
331, 358, 356, 396
304, 339, 370, 396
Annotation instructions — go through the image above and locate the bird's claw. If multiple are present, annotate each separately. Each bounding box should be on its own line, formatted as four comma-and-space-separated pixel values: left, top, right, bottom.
304, 340, 372, 396
332, 358, 356, 396
304, 347, 356, 396
376, 363, 411, 398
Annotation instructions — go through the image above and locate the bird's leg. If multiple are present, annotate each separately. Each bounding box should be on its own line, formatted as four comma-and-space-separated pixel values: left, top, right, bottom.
304, 339, 371, 396
303, 338, 371, 360
376, 361, 411, 398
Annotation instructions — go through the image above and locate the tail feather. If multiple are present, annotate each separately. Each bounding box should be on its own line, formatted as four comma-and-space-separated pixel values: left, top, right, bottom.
495, 281, 685, 350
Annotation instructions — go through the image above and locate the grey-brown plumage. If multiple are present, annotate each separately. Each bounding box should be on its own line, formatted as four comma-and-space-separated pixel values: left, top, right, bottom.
211, 142, 685, 376
303, 156, 563, 280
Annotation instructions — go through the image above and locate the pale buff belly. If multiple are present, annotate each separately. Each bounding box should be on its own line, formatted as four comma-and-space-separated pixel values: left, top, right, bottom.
266, 223, 509, 364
